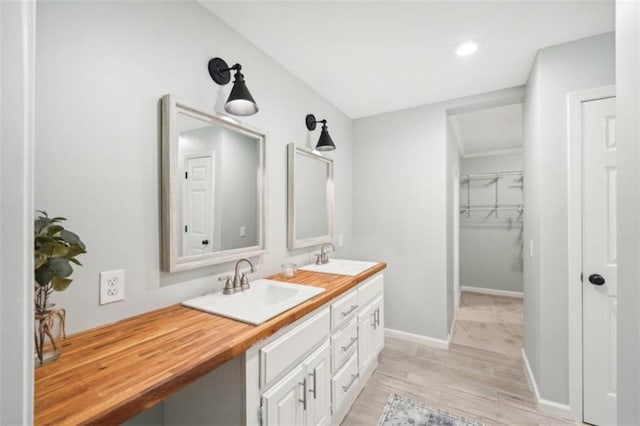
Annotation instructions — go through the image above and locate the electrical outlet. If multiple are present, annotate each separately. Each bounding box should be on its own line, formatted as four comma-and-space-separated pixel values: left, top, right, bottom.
100, 269, 125, 305
338, 234, 344, 248
240, 226, 246, 238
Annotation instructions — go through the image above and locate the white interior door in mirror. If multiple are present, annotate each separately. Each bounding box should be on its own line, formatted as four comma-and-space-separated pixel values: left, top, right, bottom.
287, 143, 334, 250
182, 154, 214, 256
161, 94, 266, 272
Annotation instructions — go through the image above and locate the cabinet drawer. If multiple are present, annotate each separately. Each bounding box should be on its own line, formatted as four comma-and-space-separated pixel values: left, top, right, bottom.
358, 273, 383, 308
260, 308, 330, 388
331, 353, 359, 412
331, 317, 358, 373
331, 290, 358, 331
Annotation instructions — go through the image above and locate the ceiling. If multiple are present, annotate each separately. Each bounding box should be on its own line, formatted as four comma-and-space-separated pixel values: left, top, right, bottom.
200, 1, 614, 119
448, 103, 522, 156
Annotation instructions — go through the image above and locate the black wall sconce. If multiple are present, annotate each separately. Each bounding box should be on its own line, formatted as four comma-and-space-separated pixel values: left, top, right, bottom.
208, 57, 259, 116
305, 114, 336, 151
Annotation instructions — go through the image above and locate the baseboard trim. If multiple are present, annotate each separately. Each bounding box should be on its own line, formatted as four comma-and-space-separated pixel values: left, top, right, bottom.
385, 328, 449, 350
521, 348, 573, 420
521, 348, 541, 400
461, 286, 523, 298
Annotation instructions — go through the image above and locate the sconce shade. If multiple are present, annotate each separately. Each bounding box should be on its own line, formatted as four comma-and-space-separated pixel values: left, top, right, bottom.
225, 71, 259, 116
316, 123, 336, 151
305, 113, 336, 151
208, 57, 259, 117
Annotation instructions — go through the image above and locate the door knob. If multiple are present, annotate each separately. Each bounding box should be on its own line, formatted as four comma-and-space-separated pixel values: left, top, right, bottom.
588, 274, 605, 286
202, 239, 209, 246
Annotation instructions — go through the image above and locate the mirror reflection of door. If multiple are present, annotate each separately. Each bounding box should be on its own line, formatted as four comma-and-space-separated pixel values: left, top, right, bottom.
183, 154, 215, 256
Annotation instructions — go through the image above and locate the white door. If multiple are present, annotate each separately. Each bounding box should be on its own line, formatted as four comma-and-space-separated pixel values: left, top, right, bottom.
262, 365, 305, 426
183, 155, 214, 256
304, 342, 331, 426
358, 304, 373, 374
582, 96, 617, 425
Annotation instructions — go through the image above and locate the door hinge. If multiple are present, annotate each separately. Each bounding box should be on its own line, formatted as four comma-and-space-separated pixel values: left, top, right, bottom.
185, 171, 188, 179
184, 225, 188, 233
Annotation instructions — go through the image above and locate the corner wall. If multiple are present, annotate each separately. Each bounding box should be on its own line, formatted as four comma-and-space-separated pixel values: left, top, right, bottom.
1, 0, 35, 423
522, 32, 615, 405
616, 0, 640, 423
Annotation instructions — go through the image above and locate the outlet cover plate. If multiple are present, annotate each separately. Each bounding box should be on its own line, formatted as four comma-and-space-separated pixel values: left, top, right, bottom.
100, 269, 125, 305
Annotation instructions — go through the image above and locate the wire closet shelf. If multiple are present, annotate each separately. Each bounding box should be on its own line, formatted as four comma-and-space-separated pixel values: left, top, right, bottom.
460, 170, 524, 217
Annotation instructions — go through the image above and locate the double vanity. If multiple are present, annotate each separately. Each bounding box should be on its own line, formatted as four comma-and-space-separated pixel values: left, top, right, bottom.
34, 95, 385, 425
34, 260, 386, 425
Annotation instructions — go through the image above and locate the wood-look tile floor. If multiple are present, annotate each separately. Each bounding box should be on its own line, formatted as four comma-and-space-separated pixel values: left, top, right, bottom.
342, 292, 575, 425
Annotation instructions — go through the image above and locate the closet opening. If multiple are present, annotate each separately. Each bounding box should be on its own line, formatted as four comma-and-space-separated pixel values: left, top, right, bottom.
447, 99, 524, 358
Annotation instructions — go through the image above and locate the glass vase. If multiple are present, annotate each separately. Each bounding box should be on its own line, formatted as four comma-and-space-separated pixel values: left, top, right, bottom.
34, 306, 66, 367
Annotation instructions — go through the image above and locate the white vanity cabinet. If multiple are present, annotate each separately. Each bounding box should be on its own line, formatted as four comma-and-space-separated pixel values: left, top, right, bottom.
261, 341, 331, 426
165, 271, 384, 426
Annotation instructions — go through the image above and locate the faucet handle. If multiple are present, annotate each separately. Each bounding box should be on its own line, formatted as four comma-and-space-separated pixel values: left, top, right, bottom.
314, 253, 323, 265
240, 273, 250, 290
219, 275, 235, 295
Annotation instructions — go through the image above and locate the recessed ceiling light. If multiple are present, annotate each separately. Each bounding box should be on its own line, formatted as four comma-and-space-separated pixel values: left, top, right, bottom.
456, 41, 479, 57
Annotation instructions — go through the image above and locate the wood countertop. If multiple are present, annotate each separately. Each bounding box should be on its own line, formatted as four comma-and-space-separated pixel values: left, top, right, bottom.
34, 262, 386, 425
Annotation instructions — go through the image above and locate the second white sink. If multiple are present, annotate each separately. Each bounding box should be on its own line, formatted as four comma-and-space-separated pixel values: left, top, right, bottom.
182, 279, 325, 325
299, 258, 378, 276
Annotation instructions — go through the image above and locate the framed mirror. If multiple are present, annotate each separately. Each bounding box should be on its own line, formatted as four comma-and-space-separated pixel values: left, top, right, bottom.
287, 143, 334, 250
161, 94, 266, 272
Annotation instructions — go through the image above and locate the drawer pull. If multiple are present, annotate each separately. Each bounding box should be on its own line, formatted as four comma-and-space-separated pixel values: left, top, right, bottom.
341, 336, 358, 352
341, 304, 358, 317
299, 378, 307, 410
375, 307, 381, 327
342, 373, 359, 393
309, 369, 317, 400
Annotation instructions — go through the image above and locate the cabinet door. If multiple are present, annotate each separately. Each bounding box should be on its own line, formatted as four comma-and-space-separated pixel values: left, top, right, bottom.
358, 303, 374, 374
304, 341, 331, 426
372, 295, 384, 355
262, 365, 305, 426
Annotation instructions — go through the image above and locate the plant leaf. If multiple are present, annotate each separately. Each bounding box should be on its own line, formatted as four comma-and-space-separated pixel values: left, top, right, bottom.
51, 277, 72, 291
34, 253, 48, 269
68, 257, 83, 266
44, 225, 64, 237
39, 241, 69, 258
35, 267, 55, 286
50, 257, 73, 278
66, 244, 86, 258
59, 229, 81, 245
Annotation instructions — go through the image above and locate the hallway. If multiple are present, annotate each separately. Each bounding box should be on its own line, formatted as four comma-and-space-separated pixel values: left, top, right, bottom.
343, 293, 573, 425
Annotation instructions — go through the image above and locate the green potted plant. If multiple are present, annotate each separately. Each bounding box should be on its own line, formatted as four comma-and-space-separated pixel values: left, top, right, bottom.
34, 211, 87, 367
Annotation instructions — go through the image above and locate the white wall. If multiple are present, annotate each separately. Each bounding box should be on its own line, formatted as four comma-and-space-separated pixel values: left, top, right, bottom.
35, 1, 354, 335
0, 1, 35, 424
460, 153, 523, 293
522, 32, 615, 405
616, 1, 640, 423
354, 104, 449, 340
353, 87, 523, 342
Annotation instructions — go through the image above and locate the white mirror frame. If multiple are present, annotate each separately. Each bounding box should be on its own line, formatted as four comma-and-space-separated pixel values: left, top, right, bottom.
161, 94, 267, 272
287, 143, 334, 250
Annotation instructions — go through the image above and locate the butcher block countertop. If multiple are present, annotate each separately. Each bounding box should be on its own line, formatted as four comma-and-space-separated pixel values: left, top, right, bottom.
34, 262, 386, 425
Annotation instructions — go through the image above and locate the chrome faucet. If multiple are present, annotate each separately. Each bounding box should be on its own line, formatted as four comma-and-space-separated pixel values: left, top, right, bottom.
315, 242, 337, 265
219, 258, 256, 294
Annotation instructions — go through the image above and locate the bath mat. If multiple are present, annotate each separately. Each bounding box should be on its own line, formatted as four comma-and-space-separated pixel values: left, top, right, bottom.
378, 394, 483, 426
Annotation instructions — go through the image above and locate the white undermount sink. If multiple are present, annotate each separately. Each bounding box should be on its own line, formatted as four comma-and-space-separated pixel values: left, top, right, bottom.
298, 258, 378, 276
182, 279, 325, 325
